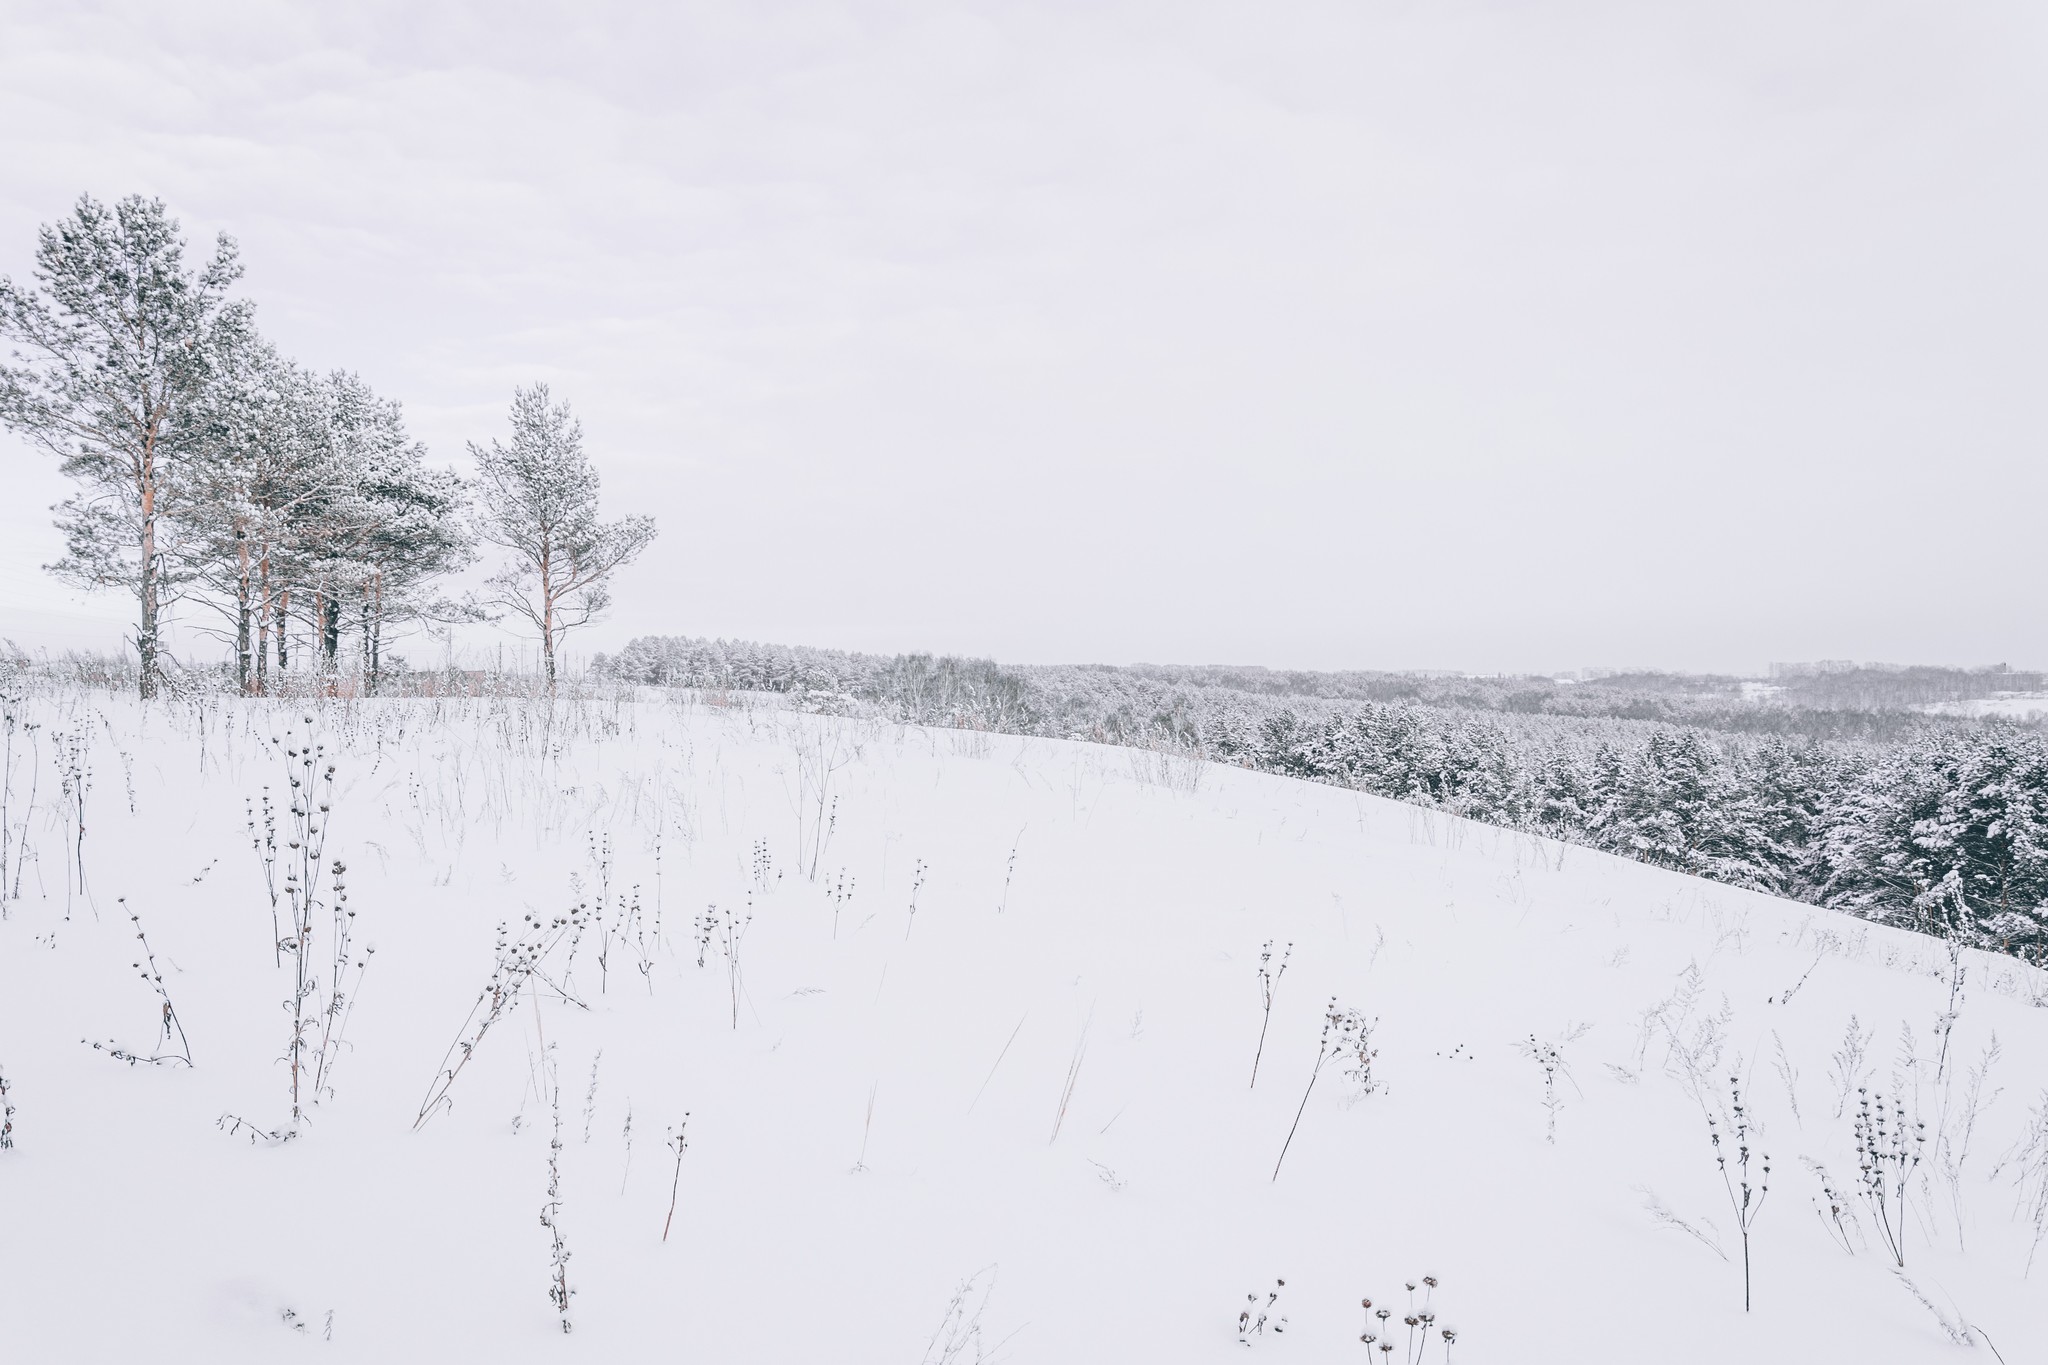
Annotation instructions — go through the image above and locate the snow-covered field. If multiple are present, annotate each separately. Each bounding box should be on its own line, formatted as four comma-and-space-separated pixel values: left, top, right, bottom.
2, 690, 2044, 1363
1921, 695, 2048, 721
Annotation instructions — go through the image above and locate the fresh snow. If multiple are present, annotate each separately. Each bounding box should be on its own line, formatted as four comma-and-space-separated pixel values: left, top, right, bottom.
1, 692, 2044, 1363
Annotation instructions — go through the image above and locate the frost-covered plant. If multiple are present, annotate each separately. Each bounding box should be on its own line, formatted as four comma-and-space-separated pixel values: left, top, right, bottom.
119, 896, 192, 1066
262, 716, 347, 1125
789, 719, 858, 880
540, 1062, 574, 1333
1707, 1075, 1770, 1310
1237, 1279, 1287, 1344
0, 691, 39, 913
906, 857, 927, 940
828, 869, 855, 940
1852, 1087, 1925, 1266
1248, 939, 1290, 1090
1360, 1277, 1457, 1362
707, 901, 752, 1029
1516, 1030, 1587, 1145
414, 911, 577, 1128
1828, 1015, 1873, 1120
691, 902, 716, 968
1272, 998, 1369, 1180
580, 1051, 602, 1143
0, 1062, 14, 1149
308, 859, 372, 1106
1990, 1087, 2048, 1274
246, 788, 283, 962
662, 1115, 689, 1242
53, 727, 90, 916
998, 830, 1022, 914
1804, 1158, 1862, 1255
750, 837, 779, 894
923, 1267, 998, 1365
1934, 1035, 2001, 1249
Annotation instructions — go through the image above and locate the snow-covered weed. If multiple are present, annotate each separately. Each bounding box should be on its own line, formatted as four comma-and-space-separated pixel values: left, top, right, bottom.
1272, 999, 1371, 1179
661, 1116, 689, 1242
1803, 1158, 1864, 1255
1851, 1088, 1926, 1266
1237, 1278, 1287, 1345
117, 896, 192, 1067
1248, 939, 1290, 1090
923, 1267, 1001, 1364
1828, 1015, 1874, 1120
541, 1055, 575, 1333
414, 911, 579, 1128
1516, 1024, 1588, 1145
1359, 1277, 1457, 1362
1706, 1074, 1771, 1310
1989, 1088, 2048, 1274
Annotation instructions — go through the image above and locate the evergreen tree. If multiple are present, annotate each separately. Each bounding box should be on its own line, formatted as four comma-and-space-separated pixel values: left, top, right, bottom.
471, 384, 656, 691
0, 195, 251, 697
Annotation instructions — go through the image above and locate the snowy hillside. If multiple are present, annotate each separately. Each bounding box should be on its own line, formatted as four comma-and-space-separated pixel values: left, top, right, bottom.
1, 690, 2044, 1364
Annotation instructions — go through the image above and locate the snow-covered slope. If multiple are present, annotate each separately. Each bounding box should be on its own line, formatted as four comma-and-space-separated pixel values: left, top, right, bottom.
1, 692, 2043, 1363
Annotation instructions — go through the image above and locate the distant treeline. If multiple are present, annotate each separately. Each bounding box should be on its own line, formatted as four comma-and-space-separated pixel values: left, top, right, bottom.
598, 636, 2048, 962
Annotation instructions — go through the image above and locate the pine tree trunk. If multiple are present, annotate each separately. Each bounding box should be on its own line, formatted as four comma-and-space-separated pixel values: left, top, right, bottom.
136, 447, 160, 701
368, 574, 383, 694
277, 588, 291, 673
320, 590, 340, 676
255, 548, 272, 694
235, 535, 253, 694
541, 547, 558, 695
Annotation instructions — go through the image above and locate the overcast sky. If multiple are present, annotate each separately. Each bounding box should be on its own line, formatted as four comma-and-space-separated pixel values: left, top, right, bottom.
2, 1, 2043, 675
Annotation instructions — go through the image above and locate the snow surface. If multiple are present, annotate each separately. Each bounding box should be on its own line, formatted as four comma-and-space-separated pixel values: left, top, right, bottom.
2, 692, 2045, 1363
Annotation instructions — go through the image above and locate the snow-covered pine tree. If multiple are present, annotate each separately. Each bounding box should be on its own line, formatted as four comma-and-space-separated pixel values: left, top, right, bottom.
175, 338, 336, 692
0, 195, 252, 698
311, 372, 473, 689
470, 385, 656, 692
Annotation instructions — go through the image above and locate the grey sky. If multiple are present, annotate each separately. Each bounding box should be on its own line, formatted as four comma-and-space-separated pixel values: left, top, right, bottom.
2, 2, 2043, 675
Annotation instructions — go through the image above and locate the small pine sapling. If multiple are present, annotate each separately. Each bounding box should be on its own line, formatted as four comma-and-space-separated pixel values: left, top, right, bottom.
1248, 939, 1291, 1089
1238, 1279, 1287, 1344
1707, 1075, 1771, 1310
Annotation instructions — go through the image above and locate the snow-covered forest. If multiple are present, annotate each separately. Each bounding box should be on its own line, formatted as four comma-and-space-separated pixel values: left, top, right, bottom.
599, 637, 2048, 965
